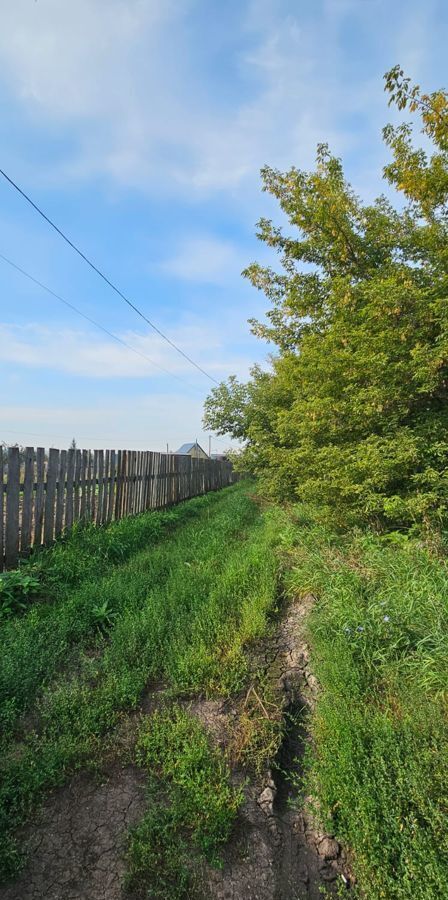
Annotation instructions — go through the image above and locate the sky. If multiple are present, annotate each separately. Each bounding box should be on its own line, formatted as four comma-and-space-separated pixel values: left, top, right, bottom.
0, 0, 447, 453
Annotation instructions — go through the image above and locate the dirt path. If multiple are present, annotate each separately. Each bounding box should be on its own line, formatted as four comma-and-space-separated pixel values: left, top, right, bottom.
0, 767, 146, 900
203, 596, 349, 900
0, 597, 349, 900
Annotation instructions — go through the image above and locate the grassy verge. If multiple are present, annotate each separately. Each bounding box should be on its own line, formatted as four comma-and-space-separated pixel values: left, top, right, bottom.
0, 484, 288, 883
0, 487, 248, 741
285, 509, 448, 899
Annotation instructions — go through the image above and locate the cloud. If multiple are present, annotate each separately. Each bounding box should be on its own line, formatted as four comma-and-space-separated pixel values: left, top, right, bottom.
0, 394, 238, 453
0, 0, 420, 195
0, 321, 255, 382
160, 235, 245, 284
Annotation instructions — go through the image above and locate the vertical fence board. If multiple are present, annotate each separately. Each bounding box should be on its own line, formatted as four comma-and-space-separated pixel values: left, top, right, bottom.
21, 447, 35, 554
80, 450, 87, 520
137, 452, 142, 513
127, 451, 134, 516
92, 450, 99, 523
55, 449, 67, 538
96, 451, 104, 524
34, 448, 45, 547
139, 452, 145, 512
149, 452, 156, 509
85, 451, 92, 521
44, 448, 59, 546
65, 448, 75, 530
114, 450, 122, 521
131, 451, 137, 515
101, 449, 109, 523
136, 450, 146, 513
127, 450, 134, 516
144, 452, 152, 510
107, 450, 115, 523
73, 450, 81, 522
5, 446, 20, 568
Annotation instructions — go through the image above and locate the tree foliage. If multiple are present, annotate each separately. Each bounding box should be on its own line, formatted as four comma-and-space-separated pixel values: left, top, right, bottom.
203, 68, 448, 528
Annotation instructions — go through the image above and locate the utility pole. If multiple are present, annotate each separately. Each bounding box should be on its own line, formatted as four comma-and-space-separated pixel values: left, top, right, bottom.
208, 435, 212, 458
166, 442, 169, 455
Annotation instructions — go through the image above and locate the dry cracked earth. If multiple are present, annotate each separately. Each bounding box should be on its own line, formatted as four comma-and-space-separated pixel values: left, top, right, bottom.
0, 597, 350, 900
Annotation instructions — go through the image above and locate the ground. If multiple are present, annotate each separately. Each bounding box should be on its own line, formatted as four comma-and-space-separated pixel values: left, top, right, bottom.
0, 595, 350, 900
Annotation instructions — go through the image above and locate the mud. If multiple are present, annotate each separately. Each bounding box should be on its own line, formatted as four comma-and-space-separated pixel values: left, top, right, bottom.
0, 767, 147, 900
201, 594, 350, 900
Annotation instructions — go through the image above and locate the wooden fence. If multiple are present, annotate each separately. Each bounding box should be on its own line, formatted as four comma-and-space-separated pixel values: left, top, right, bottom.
0, 446, 237, 571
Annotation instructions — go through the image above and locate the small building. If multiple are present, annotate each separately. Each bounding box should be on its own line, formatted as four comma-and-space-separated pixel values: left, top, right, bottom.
175, 441, 209, 460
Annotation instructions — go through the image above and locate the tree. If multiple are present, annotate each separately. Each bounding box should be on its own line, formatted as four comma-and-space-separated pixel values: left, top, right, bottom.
204, 69, 448, 528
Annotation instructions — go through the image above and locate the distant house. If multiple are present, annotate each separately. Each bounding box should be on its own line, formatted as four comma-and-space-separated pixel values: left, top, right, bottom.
175, 441, 209, 460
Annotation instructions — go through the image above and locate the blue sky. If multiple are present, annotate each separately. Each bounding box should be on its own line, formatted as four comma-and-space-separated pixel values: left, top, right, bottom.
0, 0, 447, 452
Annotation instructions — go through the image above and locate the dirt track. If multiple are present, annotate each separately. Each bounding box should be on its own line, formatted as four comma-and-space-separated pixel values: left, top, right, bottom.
0, 597, 350, 900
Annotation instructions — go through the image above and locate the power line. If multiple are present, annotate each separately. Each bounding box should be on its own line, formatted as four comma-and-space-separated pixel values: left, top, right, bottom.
0, 250, 203, 395
0, 167, 219, 385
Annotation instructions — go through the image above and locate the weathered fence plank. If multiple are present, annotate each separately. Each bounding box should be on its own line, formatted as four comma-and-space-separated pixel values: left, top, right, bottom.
73, 450, 81, 521
55, 449, 67, 538
108, 450, 115, 523
34, 448, 45, 547
65, 448, 75, 530
101, 449, 109, 524
96, 450, 103, 525
44, 448, 59, 546
21, 447, 35, 554
85, 450, 92, 521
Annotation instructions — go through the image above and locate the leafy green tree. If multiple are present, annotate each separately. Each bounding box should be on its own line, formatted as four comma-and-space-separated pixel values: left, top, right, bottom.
204, 68, 448, 528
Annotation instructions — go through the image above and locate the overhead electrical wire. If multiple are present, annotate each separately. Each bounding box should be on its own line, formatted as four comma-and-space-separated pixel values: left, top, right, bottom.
0, 167, 219, 384
0, 251, 238, 449
0, 250, 203, 394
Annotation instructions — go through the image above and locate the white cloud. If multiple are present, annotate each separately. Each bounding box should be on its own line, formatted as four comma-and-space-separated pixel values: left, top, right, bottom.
160, 235, 245, 284
0, 394, 238, 453
0, 321, 255, 382
0, 0, 419, 195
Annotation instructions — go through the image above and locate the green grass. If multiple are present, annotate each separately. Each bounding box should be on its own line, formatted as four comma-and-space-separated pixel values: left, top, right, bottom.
126, 706, 242, 899
285, 509, 448, 899
0, 488, 249, 741
0, 483, 288, 883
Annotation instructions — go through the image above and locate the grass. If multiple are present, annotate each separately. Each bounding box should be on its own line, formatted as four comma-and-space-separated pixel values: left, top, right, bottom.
126, 706, 242, 899
0, 482, 289, 883
0, 487, 253, 741
285, 509, 448, 899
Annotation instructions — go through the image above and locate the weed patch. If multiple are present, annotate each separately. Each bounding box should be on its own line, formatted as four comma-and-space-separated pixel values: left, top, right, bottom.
126, 705, 242, 898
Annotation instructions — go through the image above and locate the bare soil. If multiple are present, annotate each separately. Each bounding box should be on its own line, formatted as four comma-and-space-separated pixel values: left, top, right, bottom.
0, 767, 147, 900
201, 595, 350, 900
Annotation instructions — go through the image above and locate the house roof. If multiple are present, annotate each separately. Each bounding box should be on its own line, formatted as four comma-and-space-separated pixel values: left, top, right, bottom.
175, 441, 207, 455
